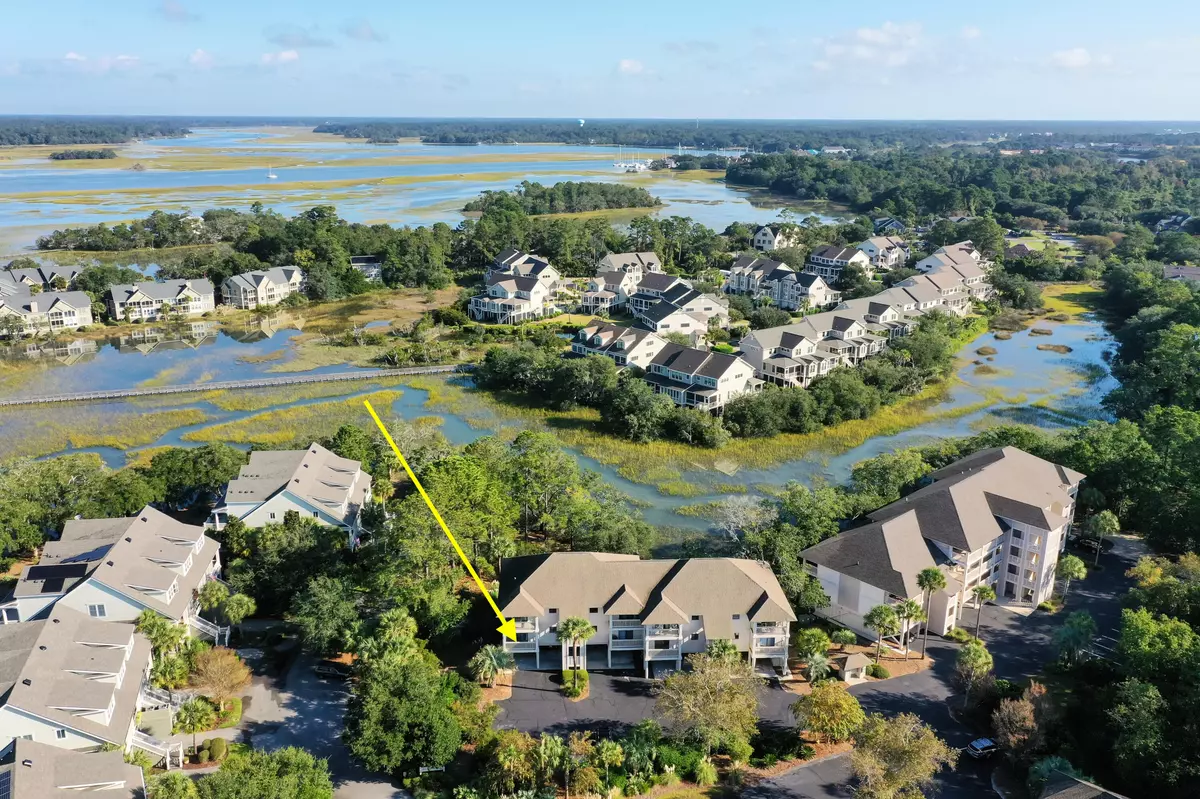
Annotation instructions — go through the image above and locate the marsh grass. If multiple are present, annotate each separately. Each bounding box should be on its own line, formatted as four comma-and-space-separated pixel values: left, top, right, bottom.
712, 482, 748, 494
236, 349, 287, 364
136, 365, 190, 388
205, 376, 408, 412
182, 389, 404, 447
0, 405, 211, 460
1040, 283, 1102, 319
656, 481, 710, 498
674, 501, 727, 519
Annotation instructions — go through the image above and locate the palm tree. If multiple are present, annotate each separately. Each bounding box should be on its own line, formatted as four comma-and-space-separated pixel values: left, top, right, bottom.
863, 604, 900, 662
556, 616, 595, 691
175, 697, 215, 754
470, 644, 516, 687
1086, 510, 1120, 566
222, 593, 256, 637
804, 650, 831, 683
1057, 555, 1088, 601
594, 738, 624, 788
916, 568, 947, 660
893, 599, 926, 661
971, 584, 997, 641
1054, 610, 1097, 666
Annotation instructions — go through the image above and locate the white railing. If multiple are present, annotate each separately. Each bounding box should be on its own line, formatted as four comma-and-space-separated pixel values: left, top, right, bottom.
138, 684, 183, 711
754, 624, 786, 635
610, 618, 642, 628
513, 620, 538, 632
610, 639, 644, 650
646, 625, 680, 639
504, 640, 537, 653
188, 614, 230, 647
131, 730, 184, 770
753, 644, 788, 657
646, 646, 680, 659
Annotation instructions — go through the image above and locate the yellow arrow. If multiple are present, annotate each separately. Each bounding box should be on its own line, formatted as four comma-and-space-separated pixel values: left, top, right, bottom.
364, 400, 517, 641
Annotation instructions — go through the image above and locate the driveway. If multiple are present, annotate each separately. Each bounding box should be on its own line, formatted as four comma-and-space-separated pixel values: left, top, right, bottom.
239, 651, 404, 799
497, 537, 1143, 798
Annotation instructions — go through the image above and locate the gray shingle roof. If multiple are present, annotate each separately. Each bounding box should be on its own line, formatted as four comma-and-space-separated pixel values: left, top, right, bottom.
108, 279, 214, 303
4, 739, 143, 797
222, 442, 369, 528
224, 266, 302, 292
0, 291, 92, 315
636, 272, 686, 292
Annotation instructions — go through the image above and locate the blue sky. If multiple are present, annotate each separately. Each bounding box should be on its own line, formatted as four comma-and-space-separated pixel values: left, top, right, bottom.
1, 0, 1195, 119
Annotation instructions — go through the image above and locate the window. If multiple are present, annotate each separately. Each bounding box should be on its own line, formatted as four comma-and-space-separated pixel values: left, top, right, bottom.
1007, 564, 1018, 575
691, 633, 700, 640
548, 608, 558, 614
2, 607, 17, 622
732, 614, 741, 620
1010, 545, 1020, 557
733, 633, 740, 640
690, 615, 700, 621
312, 511, 319, 518
992, 564, 1000, 575
1011, 529, 1023, 540
588, 607, 599, 614
56, 729, 67, 740
87, 604, 106, 618
269, 512, 276, 520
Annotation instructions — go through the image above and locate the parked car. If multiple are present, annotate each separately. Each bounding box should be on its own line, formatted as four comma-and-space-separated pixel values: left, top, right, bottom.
313, 661, 353, 681
966, 738, 1000, 759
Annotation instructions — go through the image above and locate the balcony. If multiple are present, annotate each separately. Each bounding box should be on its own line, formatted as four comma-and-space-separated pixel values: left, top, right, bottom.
611, 618, 643, 628
513, 619, 538, 632
646, 625, 681, 639
610, 638, 644, 650
752, 644, 788, 657
754, 623, 786, 635
504, 639, 537, 653
646, 646, 681, 660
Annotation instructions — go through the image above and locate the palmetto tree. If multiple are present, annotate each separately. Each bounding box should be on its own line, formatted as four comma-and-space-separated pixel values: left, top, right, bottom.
175, 697, 215, 754
557, 616, 595, 691
917, 568, 947, 660
1057, 555, 1088, 601
893, 599, 926, 661
804, 650, 831, 683
863, 604, 900, 662
971, 584, 997, 641
1054, 610, 1097, 666
470, 644, 516, 687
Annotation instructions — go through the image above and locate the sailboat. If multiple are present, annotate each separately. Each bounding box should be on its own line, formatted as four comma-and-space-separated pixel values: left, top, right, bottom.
267, 165, 278, 180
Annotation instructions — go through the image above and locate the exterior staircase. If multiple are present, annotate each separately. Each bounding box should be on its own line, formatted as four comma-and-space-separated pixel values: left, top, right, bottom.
188, 612, 230, 647
131, 730, 184, 770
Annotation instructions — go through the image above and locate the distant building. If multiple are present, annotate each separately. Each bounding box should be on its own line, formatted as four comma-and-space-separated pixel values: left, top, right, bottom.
570, 320, 668, 368
1, 265, 82, 293
1165, 265, 1200, 282
597, 251, 663, 275
873, 217, 907, 234
723, 256, 840, 310
821, 146, 852, 155
470, 250, 562, 324
751, 225, 801, 252
349, 256, 383, 282
1154, 214, 1194, 233
857, 236, 908, 270
221, 266, 304, 309
805, 245, 872, 282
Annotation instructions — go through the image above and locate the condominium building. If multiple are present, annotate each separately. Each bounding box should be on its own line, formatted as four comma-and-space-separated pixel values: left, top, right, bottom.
498, 552, 796, 677
738, 307, 897, 387
723, 256, 841, 311
644, 344, 760, 411
220, 266, 304, 309
805, 245, 872, 282
800, 447, 1083, 645
751, 225, 801, 252
0, 739, 145, 796
471, 250, 562, 324
106, 280, 215, 322
570, 320, 669, 368
857, 236, 909, 270
0, 292, 94, 338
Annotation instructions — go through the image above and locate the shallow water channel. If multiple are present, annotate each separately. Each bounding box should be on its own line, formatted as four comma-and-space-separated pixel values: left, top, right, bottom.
0, 313, 1116, 532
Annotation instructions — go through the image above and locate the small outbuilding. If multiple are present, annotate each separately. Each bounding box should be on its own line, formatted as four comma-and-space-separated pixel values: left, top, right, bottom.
833, 652, 872, 682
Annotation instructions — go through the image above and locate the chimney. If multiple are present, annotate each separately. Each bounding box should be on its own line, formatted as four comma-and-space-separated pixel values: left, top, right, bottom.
29, 300, 38, 314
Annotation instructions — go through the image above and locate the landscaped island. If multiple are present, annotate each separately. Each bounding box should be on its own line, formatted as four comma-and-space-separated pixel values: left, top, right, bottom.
463, 180, 660, 215
49, 148, 118, 160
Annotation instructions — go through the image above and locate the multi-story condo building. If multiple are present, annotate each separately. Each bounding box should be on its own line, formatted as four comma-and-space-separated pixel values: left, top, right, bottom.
644, 344, 760, 411
856, 236, 908, 270
873, 217, 907, 234
897, 273, 971, 316
635, 285, 730, 346
580, 270, 641, 315
0, 606, 184, 769
1, 265, 82, 293
800, 447, 1083, 646
220, 266, 304, 309
498, 552, 796, 677
0, 739, 146, 795
628, 273, 690, 316
723, 256, 841, 311
915, 241, 983, 273
207, 443, 371, 546
0, 292, 94, 338
471, 250, 562, 324
738, 308, 895, 388
106, 280, 215, 322
570, 320, 669, 368
805, 245, 872, 282
751, 225, 801, 252
0, 506, 225, 644
469, 273, 554, 324
597, 251, 663, 275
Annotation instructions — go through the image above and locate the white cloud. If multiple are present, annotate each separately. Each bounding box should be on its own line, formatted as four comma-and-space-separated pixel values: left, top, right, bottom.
1051, 47, 1111, 69
63, 52, 86, 62
261, 50, 300, 65
962, 26, 982, 40
188, 49, 213, 68
617, 58, 644, 75
816, 22, 924, 70
61, 52, 140, 74
811, 60, 832, 72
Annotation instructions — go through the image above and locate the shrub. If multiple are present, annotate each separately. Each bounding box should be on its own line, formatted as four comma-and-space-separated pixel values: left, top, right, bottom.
197, 749, 211, 764
866, 663, 890, 679
656, 743, 702, 779
725, 738, 753, 764
209, 737, 228, 761
712, 342, 735, 354
694, 757, 718, 787
609, 773, 627, 793
1037, 601, 1055, 612
798, 745, 816, 760
831, 629, 858, 647
945, 627, 975, 643
750, 753, 778, 768
561, 668, 589, 698
625, 775, 652, 796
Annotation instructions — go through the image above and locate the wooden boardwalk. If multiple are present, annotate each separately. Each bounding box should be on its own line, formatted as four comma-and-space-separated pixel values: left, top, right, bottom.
0, 365, 471, 407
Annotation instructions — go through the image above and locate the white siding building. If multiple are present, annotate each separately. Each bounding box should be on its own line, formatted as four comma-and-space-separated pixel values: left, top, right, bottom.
0, 292, 94, 338
221, 266, 304, 309
106, 280, 215, 322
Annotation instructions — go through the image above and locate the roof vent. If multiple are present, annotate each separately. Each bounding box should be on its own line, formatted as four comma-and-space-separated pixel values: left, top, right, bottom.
52, 618, 60, 624
107, 561, 114, 567
21, 759, 32, 767
141, 517, 148, 522
22, 678, 31, 686
125, 537, 132, 543
38, 645, 46, 651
